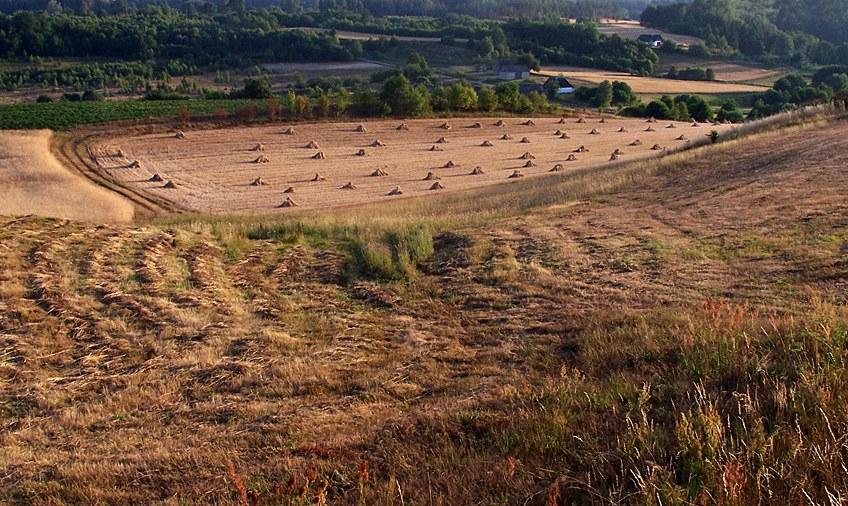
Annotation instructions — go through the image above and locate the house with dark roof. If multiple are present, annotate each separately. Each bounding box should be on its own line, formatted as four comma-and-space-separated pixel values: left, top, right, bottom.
544, 76, 574, 94
637, 34, 664, 48
496, 64, 531, 80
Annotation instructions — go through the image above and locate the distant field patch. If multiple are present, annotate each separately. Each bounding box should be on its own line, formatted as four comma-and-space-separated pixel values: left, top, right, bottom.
261, 60, 387, 73
540, 66, 770, 95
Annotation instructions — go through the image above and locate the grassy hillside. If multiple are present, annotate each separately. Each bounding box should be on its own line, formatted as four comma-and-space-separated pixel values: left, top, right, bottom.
1, 112, 848, 504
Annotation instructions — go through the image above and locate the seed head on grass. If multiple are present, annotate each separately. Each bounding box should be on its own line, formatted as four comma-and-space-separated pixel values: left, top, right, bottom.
226, 460, 248, 506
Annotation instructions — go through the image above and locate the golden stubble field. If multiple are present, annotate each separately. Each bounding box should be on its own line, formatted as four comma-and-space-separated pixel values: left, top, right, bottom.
0, 130, 134, 222
98, 117, 735, 214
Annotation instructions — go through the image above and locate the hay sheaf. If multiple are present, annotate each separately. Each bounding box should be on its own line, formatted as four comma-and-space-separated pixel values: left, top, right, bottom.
174, 130, 186, 139
509, 169, 525, 178
371, 168, 389, 177
148, 174, 164, 182
370, 140, 387, 147
305, 141, 320, 149
645, 126, 656, 132
283, 186, 295, 193
494, 119, 505, 127
423, 172, 440, 181
341, 181, 357, 190
311, 173, 326, 182
589, 128, 600, 135
311, 152, 326, 160
387, 186, 403, 196
253, 155, 270, 163
470, 166, 485, 175
676, 135, 687, 141
429, 145, 444, 151
566, 154, 577, 161
356, 149, 367, 156
522, 120, 536, 126
519, 152, 535, 159
278, 197, 298, 208
550, 163, 564, 172
443, 160, 457, 168
282, 127, 296, 135
574, 145, 588, 153
520, 137, 531, 144
618, 127, 628, 133
651, 144, 664, 150
500, 134, 513, 141
396, 123, 410, 131
429, 181, 445, 190
576, 118, 586, 124
469, 122, 482, 129
435, 137, 449, 144
557, 117, 566, 124
250, 177, 267, 186
355, 124, 367, 132
163, 180, 177, 188
439, 122, 451, 130
252, 144, 266, 151
630, 139, 643, 146
480, 140, 494, 147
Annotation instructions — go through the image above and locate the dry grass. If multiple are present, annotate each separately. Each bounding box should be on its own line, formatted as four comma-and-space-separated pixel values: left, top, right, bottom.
0, 130, 133, 222
1, 108, 847, 504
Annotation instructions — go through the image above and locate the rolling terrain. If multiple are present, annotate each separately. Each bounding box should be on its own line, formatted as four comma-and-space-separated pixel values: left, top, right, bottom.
1, 117, 847, 504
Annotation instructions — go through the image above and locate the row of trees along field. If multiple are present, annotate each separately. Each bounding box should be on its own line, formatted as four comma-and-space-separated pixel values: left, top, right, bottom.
641, 0, 848, 65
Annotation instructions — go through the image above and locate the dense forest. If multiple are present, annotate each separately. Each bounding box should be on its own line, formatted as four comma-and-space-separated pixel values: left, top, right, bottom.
641, 0, 848, 64
0, 0, 672, 20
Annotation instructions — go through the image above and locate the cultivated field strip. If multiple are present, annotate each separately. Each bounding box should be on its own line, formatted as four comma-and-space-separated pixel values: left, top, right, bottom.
100, 117, 736, 213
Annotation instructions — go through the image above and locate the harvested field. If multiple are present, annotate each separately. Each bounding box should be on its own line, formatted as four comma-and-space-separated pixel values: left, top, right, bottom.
592, 19, 705, 46
2, 118, 848, 504
539, 66, 769, 94
0, 130, 133, 222
99, 117, 735, 213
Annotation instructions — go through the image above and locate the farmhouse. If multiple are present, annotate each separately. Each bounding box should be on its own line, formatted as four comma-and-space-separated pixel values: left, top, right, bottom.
544, 76, 574, 94
496, 64, 531, 80
637, 33, 664, 48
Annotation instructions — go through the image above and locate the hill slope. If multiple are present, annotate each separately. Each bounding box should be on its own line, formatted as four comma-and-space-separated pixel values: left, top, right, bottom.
1, 120, 847, 504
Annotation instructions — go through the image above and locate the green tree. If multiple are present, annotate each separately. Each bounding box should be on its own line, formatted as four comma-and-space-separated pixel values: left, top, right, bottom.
285, 90, 296, 117
335, 88, 349, 117
380, 74, 428, 117
594, 80, 613, 109
477, 87, 499, 112
448, 82, 478, 111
